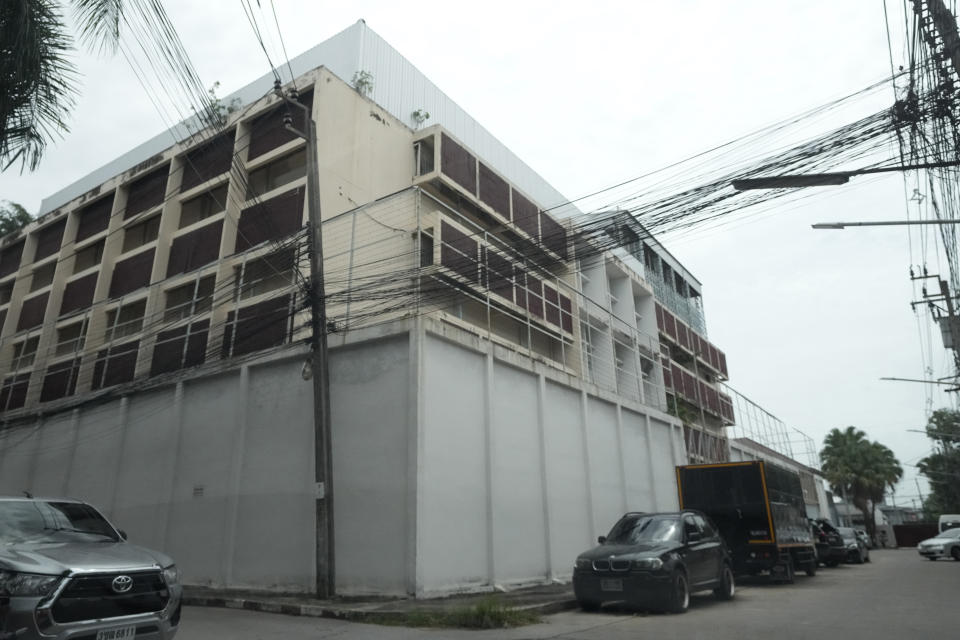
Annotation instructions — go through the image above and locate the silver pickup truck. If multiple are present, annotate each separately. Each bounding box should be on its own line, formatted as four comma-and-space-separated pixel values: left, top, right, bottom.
0, 497, 181, 640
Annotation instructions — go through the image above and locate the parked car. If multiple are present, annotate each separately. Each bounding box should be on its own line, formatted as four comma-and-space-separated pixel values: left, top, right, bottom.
917, 526, 960, 561
573, 510, 735, 614
837, 526, 870, 564
0, 496, 181, 640
810, 519, 846, 567
854, 529, 872, 549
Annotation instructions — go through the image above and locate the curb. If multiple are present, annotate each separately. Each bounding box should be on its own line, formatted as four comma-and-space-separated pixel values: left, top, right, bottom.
182, 594, 579, 623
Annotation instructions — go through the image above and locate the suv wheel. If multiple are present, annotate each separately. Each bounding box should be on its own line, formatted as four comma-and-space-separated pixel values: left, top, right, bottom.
667, 570, 690, 614
952, 547, 960, 561
577, 599, 601, 612
713, 564, 735, 601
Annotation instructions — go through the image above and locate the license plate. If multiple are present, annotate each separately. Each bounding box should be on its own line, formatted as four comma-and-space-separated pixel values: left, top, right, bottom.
600, 578, 623, 592
96, 626, 136, 640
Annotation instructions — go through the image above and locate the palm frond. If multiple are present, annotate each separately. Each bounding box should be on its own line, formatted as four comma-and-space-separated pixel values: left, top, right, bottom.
0, 0, 78, 173
72, 0, 124, 53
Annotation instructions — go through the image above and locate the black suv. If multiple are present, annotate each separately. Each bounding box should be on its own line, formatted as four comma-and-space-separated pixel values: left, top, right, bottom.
573, 510, 735, 613
810, 519, 846, 567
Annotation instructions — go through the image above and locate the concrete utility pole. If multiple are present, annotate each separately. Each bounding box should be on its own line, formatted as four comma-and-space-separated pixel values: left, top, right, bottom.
275, 82, 335, 598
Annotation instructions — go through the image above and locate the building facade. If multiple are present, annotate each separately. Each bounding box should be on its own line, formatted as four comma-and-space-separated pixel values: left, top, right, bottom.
0, 23, 733, 595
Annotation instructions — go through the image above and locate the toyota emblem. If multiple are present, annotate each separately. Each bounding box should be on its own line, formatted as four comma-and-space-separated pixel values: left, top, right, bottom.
111, 575, 133, 594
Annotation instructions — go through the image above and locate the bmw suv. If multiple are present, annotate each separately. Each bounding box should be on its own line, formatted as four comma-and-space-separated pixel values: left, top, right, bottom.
0, 497, 181, 640
573, 510, 735, 613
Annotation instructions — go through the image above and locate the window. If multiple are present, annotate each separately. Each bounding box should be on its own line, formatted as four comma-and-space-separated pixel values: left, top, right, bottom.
235, 248, 296, 300
73, 240, 104, 274
420, 229, 434, 267
55, 321, 86, 357
0, 281, 12, 305
414, 139, 434, 176
164, 275, 215, 322
11, 336, 40, 370
180, 184, 228, 228
246, 148, 306, 198
122, 216, 161, 253
104, 299, 146, 342
30, 262, 56, 292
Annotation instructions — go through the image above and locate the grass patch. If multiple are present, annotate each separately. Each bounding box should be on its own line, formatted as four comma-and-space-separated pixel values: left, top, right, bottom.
381, 596, 541, 629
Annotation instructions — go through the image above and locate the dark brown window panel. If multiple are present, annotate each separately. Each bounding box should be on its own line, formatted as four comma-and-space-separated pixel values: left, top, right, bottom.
150, 319, 210, 376
33, 219, 66, 262
440, 133, 476, 195
109, 248, 155, 298
222, 295, 292, 358
525, 274, 543, 319
125, 164, 169, 219
60, 272, 99, 316
486, 249, 513, 301
92, 340, 140, 390
478, 163, 509, 219
248, 90, 313, 160
17, 292, 49, 331
235, 187, 305, 252
40, 358, 81, 402
166, 219, 223, 277
655, 303, 664, 331
181, 130, 235, 192
0, 373, 30, 410
0, 240, 25, 278
543, 283, 560, 326
539, 213, 568, 260
559, 293, 573, 332
75, 194, 113, 242
511, 189, 539, 239
440, 221, 478, 283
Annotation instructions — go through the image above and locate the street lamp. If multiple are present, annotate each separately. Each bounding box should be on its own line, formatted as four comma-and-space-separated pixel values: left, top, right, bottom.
811, 220, 960, 230
731, 160, 960, 191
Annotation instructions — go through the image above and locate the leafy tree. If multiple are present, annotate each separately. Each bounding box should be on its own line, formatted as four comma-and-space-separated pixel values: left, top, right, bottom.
0, 200, 33, 237
1, 0, 150, 172
917, 408, 960, 518
820, 426, 903, 541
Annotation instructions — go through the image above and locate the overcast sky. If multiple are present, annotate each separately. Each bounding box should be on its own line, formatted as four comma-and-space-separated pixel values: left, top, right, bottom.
1, 0, 952, 506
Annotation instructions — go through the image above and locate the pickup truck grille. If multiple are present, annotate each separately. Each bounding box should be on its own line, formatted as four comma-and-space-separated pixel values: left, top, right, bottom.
51, 571, 169, 623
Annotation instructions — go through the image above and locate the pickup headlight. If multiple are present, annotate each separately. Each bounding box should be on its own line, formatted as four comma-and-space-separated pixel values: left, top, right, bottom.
0, 570, 62, 596
161, 565, 180, 586
632, 557, 663, 571
574, 558, 592, 571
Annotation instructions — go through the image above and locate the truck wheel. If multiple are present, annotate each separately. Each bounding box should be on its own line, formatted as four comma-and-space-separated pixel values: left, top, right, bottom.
805, 560, 817, 576
713, 564, 735, 601
667, 570, 690, 614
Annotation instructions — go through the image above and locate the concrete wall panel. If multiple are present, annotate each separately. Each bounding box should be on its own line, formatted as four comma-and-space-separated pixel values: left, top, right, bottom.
419, 335, 487, 593
330, 335, 411, 595
490, 361, 546, 585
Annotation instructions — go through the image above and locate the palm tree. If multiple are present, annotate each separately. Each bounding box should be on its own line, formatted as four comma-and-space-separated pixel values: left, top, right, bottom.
1, 0, 135, 172
820, 427, 902, 542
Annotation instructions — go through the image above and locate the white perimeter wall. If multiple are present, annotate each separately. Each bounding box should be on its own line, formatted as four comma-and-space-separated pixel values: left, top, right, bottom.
417, 325, 684, 596
0, 322, 685, 597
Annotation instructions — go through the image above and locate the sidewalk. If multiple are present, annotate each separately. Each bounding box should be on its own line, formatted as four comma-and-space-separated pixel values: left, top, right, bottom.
182, 582, 578, 623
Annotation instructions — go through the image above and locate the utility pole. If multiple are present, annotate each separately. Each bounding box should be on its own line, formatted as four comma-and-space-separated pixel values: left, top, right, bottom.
275, 81, 335, 598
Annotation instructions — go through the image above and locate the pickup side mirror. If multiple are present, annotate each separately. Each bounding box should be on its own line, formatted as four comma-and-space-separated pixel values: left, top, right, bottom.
597, 536, 607, 544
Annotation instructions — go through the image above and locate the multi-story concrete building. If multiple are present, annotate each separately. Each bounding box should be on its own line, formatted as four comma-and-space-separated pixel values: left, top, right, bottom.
0, 22, 732, 596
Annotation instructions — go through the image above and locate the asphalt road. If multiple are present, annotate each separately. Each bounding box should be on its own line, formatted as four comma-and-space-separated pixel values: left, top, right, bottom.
176, 549, 959, 639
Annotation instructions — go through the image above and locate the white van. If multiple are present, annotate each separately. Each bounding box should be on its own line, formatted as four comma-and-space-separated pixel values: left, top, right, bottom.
938, 514, 960, 533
